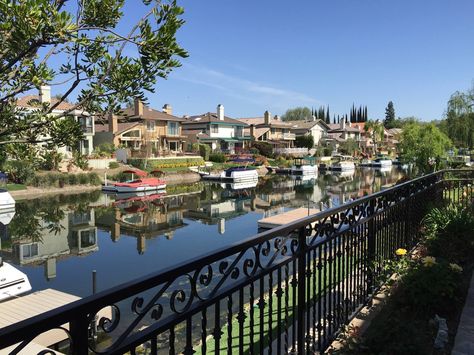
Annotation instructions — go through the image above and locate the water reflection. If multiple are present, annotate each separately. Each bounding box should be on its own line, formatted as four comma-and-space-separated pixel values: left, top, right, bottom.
0, 168, 406, 296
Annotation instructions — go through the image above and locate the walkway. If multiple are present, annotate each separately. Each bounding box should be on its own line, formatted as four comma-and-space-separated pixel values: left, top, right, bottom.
452, 272, 474, 354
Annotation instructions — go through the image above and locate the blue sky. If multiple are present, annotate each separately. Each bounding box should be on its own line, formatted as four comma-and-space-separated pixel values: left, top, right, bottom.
58, 1, 474, 120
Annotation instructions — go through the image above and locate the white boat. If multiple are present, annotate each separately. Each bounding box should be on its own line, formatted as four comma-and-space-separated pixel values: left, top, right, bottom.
330, 155, 356, 171
371, 158, 392, 168
0, 261, 32, 302
203, 167, 258, 183
290, 157, 318, 175
359, 159, 372, 167
0, 189, 15, 213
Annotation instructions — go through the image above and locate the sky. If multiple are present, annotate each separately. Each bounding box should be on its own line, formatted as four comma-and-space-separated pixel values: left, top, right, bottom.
56, 0, 474, 121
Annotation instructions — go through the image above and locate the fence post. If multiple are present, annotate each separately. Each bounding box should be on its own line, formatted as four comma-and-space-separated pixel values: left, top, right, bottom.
297, 226, 307, 354
69, 312, 90, 355
366, 199, 376, 301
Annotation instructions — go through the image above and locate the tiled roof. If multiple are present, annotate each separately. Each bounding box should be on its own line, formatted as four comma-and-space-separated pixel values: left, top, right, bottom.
244, 127, 270, 138
183, 112, 248, 126
237, 117, 292, 128
16, 95, 76, 111
121, 106, 184, 122
327, 123, 360, 133
95, 121, 140, 134
285, 119, 330, 131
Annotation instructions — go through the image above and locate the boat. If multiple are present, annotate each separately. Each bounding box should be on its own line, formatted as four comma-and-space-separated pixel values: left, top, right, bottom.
359, 159, 372, 167
0, 189, 15, 213
188, 166, 210, 176
290, 157, 318, 175
114, 178, 166, 193
0, 260, 32, 302
202, 166, 258, 183
371, 158, 392, 168
330, 155, 355, 171
102, 169, 166, 193
330, 160, 356, 171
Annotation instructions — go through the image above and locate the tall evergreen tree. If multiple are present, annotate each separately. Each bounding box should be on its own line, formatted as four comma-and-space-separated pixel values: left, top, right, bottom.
326, 106, 330, 124
364, 106, 368, 122
384, 101, 395, 127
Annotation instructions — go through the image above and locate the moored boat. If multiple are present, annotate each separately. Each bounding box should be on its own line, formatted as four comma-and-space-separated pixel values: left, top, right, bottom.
371, 158, 392, 168
290, 157, 318, 175
0, 189, 15, 212
202, 166, 258, 183
0, 260, 32, 302
330, 155, 355, 171
102, 169, 166, 193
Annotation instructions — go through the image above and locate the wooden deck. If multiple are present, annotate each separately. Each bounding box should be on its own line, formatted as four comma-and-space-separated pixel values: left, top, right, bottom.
0, 289, 111, 353
258, 207, 319, 229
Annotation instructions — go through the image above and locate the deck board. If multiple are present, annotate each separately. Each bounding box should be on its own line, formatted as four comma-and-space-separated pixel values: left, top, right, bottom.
258, 207, 319, 229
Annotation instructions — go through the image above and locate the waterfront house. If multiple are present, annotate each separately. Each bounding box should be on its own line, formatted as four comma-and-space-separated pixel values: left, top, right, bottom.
285, 118, 331, 146
237, 111, 296, 149
182, 104, 250, 153
16, 86, 95, 156
94, 100, 187, 157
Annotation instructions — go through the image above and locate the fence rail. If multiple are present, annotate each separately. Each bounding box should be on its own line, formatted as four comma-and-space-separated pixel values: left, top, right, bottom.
0, 170, 473, 354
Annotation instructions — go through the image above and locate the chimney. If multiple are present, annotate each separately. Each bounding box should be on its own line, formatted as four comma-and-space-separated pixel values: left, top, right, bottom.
108, 111, 118, 133
340, 117, 346, 130
39, 85, 51, 104
274, 115, 281, 121
162, 104, 172, 115
264, 110, 271, 125
217, 104, 224, 120
250, 124, 255, 138
134, 98, 144, 116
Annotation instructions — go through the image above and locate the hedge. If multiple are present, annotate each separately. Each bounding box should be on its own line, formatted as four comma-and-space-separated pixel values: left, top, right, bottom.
129, 157, 205, 169
26, 172, 102, 188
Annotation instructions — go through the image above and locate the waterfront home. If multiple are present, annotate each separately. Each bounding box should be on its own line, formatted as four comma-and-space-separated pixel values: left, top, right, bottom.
237, 111, 296, 149
285, 118, 331, 146
182, 104, 250, 153
16, 86, 95, 156
94, 100, 187, 157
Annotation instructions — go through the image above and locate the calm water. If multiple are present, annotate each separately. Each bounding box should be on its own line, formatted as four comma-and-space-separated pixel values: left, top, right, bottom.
0, 167, 406, 298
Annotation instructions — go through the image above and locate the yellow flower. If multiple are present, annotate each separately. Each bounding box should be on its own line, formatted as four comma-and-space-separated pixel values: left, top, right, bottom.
450, 263, 463, 273
395, 248, 407, 256
422, 256, 436, 267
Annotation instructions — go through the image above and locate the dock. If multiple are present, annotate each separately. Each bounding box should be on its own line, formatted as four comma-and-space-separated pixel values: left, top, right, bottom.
258, 207, 319, 229
0, 289, 111, 354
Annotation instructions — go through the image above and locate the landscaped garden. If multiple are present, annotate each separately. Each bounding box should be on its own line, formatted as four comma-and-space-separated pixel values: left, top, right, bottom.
330, 194, 474, 354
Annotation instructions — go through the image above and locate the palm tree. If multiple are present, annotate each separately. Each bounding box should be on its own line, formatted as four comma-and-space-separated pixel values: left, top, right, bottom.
364, 120, 385, 155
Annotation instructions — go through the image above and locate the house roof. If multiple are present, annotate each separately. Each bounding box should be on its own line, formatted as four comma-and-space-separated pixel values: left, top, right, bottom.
16, 95, 76, 111
327, 123, 360, 133
237, 117, 293, 129
285, 119, 331, 131
121, 106, 184, 122
183, 112, 248, 126
244, 127, 270, 139
95, 121, 140, 135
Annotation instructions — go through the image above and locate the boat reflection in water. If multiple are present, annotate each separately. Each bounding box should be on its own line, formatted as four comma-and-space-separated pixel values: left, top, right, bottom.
0, 167, 407, 296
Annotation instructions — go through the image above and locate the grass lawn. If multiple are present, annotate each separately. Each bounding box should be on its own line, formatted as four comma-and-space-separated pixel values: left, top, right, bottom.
5, 183, 27, 191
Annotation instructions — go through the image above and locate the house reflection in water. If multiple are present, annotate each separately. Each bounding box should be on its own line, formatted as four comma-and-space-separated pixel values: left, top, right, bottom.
97, 193, 200, 254
1, 208, 97, 280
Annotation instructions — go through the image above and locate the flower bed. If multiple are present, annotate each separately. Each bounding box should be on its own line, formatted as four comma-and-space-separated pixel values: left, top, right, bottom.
330, 203, 474, 354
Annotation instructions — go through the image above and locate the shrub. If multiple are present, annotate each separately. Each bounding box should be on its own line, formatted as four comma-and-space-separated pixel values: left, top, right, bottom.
252, 141, 273, 157
209, 152, 226, 163
40, 150, 63, 170
77, 173, 90, 185
68, 174, 78, 185
94, 143, 116, 157
88, 173, 101, 185
108, 161, 120, 169
295, 135, 314, 149
199, 144, 211, 160
3, 160, 35, 184
128, 157, 205, 169
72, 151, 89, 170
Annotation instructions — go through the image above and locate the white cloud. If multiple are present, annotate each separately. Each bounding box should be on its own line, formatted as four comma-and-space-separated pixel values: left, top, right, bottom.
173, 64, 323, 112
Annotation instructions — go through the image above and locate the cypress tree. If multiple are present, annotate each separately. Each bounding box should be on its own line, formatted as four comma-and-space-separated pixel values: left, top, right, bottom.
364, 106, 368, 122
326, 106, 330, 124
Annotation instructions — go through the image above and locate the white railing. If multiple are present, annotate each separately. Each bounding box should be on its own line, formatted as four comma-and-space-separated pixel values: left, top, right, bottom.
274, 147, 308, 155
283, 132, 296, 140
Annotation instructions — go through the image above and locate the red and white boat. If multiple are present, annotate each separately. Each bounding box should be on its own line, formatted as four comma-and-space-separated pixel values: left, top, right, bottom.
102, 169, 166, 193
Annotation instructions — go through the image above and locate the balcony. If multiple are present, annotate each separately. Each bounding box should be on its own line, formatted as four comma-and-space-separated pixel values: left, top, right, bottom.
283, 132, 296, 140
81, 126, 93, 134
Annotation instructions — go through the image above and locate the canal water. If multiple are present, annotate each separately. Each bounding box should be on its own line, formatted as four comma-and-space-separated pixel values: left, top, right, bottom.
0, 168, 406, 298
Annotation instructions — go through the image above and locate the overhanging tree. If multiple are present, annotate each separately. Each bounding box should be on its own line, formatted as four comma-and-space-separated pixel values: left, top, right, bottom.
281, 107, 312, 121
0, 0, 188, 148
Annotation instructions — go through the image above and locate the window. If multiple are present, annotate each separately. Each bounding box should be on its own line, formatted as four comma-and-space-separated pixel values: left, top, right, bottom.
169, 141, 178, 151
235, 126, 243, 137
147, 120, 155, 132
122, 129, 140, 138
81, 230, 96, 247
22, 243, 39, 259
167, 122, 178, 136
211, 125, 218, 134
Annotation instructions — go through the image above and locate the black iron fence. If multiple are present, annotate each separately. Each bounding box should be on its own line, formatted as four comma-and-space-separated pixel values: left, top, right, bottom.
0, 169, 473, 354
